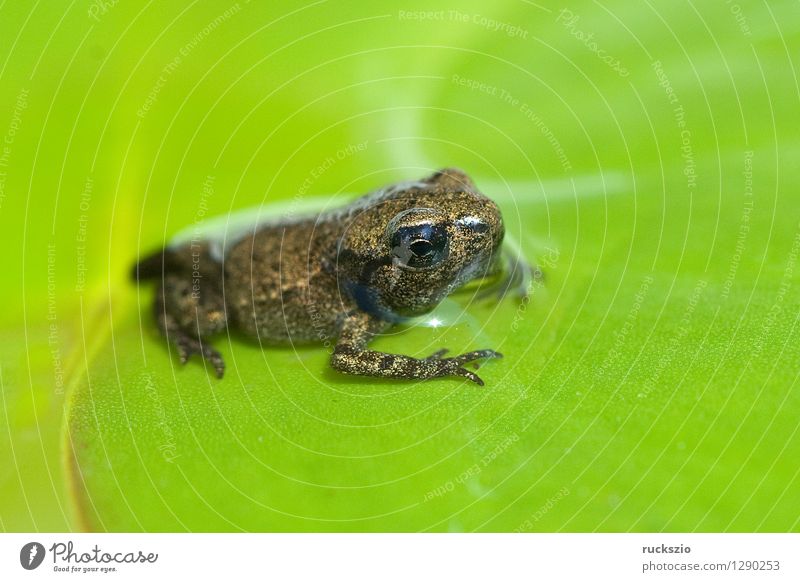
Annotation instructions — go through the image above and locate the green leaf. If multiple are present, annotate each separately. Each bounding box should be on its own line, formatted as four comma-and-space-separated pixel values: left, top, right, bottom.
66, 166, 800, 530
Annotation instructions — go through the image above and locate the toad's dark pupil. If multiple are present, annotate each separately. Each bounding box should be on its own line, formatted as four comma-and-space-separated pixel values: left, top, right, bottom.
410, 239, 433, 257
390, 221, 449, 268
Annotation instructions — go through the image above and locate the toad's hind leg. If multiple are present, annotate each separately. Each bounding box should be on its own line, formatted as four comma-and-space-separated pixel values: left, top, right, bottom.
155, 275, 227, 377
136, 247, 228, 378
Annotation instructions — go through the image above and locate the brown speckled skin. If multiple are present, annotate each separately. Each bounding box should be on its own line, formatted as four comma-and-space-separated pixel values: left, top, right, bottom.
135, 168, 510, 385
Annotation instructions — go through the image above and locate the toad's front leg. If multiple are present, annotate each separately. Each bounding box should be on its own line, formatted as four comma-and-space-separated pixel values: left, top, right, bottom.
330, 311, 502, 386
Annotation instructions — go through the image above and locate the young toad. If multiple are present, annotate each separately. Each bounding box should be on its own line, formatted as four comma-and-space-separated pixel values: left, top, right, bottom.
134, 168, 529, 385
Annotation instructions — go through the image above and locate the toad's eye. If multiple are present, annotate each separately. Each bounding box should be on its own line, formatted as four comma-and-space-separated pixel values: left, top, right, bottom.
388, 211, 449, 269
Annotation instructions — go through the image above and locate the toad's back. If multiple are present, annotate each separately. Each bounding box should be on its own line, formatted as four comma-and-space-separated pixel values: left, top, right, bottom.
223, 215, 357, 343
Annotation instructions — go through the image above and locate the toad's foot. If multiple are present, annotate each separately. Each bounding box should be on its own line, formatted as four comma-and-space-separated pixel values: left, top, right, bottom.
169, 331, 226, 378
